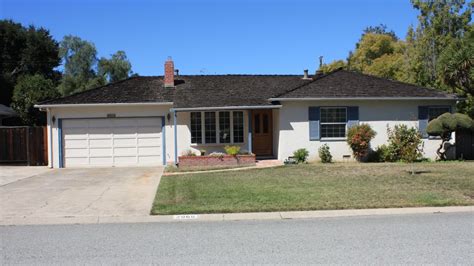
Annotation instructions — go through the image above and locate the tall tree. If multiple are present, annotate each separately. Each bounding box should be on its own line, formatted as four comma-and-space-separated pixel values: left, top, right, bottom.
98, 51, 132, 83
409, 0, 472, 88
11, 74, 59, 125
57, 35, 102, 96
0, 20, 60, 105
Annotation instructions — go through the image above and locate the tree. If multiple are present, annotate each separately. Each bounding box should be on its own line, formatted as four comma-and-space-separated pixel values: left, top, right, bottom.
427, 112, 474, 160
0, 20, 60, 106
362, 24, 398, 41
319, 60, 346, 74
408, 0, 472, 88
57, 35, 101, 96
11, 74, 59, 126
348, 33, 399, 72
438, 28, 474, 117
98, 51, 132, 83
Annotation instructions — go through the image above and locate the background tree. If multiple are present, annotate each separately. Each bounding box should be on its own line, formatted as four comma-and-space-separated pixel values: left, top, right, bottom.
408, 0, 472, 88
98, 51, 132, 83
11, 74, 59, 125
427, 113, 474, 160
0, 20, 60, 106
319, 60, 346, 73
438, 27, 474, 117
57, 35, 102, 96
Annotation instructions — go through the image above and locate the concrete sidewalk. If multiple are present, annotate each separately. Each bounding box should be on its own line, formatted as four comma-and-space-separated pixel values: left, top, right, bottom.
1, 206, 472, 226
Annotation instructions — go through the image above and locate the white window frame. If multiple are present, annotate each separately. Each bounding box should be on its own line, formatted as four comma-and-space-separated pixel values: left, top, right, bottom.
190, 111, 245, 145
320, 107, 348, 139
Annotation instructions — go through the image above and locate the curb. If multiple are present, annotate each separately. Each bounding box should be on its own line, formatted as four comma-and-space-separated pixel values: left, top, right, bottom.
1, 206, 472, 226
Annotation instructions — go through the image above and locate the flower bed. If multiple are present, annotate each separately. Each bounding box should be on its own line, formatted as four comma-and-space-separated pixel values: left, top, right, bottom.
178, 154, 256, 170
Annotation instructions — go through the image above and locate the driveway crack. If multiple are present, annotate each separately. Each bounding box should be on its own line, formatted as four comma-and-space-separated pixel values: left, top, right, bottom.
76, 186, 111, 214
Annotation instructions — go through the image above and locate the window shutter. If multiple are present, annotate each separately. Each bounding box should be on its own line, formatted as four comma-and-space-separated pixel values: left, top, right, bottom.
309, 107, 320, 140
418, 106, 429, 138
347, 106, 359, 129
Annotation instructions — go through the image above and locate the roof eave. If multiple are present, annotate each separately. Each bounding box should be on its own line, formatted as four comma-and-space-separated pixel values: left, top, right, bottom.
34, 102, 174, 108
269, 97, 461, 101
171, 105, 282, 112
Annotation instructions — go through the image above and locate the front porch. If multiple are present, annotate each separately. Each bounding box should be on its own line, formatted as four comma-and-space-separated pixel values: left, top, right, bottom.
172, 106, 280, 165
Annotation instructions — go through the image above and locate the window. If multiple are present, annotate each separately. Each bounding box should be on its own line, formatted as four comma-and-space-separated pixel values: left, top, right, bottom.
190, 111, 244, 144
219, 112, 231, 143
428, 107, 450, 121
233, 112, 244, 143
190, 112, 202, 144
205, 112, 216, 143
254, 114, 260, 133
320, 107, 347, 138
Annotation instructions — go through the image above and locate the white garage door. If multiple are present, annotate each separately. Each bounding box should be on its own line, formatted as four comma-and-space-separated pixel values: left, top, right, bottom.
62, 117, 163, 167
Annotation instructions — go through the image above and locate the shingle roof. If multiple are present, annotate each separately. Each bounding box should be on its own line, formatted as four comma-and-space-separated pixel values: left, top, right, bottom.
39, 76, 175, 105
172, 75, 312, 108
39, 69, 457, 107
274, 69, 457, 99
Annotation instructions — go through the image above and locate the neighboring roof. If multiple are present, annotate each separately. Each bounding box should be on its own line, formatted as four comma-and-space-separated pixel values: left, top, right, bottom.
0, 104, 18, 117
273, 69, 458, 100
38, 77, 175, 105
38, 69, 458, 108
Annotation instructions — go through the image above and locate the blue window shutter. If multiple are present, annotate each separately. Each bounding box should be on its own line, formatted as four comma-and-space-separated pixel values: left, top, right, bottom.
418, 106, 429, 138
347, 106, 359, 129
309, 107, 320, 140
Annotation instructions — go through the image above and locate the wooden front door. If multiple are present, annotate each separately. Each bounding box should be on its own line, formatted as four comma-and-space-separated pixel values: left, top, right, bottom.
252, 109, 273, 156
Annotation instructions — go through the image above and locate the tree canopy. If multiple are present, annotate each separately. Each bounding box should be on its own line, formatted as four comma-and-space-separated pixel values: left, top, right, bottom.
11, 74, 59, 126
0, 20, 60, 106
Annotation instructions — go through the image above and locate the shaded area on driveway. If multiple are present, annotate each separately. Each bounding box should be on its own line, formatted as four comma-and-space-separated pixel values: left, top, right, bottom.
0, 167, 162, 219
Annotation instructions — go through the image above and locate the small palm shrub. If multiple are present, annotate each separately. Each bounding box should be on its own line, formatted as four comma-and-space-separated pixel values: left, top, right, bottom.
293, 148, 309, 163
318, 144, 332, 163
224, 145, 241, 156
347, 124, 376, 161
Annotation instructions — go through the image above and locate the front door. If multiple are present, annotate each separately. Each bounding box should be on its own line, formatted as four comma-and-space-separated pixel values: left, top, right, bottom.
252, 109, 273, 156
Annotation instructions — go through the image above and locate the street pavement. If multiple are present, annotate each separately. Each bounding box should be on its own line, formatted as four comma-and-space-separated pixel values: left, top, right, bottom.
1, 212, 472, 264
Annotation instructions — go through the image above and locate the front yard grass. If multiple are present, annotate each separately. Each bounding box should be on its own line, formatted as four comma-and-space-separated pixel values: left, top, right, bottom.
151, 162, 474, 215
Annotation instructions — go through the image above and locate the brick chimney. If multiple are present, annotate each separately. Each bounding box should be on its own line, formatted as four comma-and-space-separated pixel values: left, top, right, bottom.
164, 56, 174, 87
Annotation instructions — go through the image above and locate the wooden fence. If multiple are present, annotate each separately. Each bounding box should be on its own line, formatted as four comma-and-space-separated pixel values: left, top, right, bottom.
0, 126, 48, 165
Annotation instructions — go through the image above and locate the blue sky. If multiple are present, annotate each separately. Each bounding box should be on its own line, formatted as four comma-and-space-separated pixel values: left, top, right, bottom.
1, 0, 419, 76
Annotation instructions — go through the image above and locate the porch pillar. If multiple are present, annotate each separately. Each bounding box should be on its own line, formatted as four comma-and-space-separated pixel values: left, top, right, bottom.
248, 110, 252, 154
173, 110, 178, 164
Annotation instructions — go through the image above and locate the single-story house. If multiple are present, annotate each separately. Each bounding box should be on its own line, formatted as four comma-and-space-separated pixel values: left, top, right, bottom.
36, 58, 459, 168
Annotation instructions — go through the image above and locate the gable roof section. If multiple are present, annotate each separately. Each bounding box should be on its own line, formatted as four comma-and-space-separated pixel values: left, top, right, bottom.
38, 69, 457, 108
38, 76, 175, 105
172, 75, 312, 108
273, 69, 457, 100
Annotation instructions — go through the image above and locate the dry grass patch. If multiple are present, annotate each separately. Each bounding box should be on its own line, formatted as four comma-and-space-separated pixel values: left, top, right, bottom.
151, 162, 474, 215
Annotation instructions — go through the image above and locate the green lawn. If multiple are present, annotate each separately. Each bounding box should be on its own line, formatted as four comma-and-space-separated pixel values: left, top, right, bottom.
151, 162, 474, 215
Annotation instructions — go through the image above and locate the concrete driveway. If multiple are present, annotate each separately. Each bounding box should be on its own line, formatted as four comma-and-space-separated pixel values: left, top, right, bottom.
0, 167, 163, 220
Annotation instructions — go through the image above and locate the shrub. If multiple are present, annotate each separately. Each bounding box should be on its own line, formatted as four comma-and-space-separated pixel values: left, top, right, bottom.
367, 144, 393, 162
293, 148, 309, 163
427, 113, 474, 160
347, 124, 376, 161
182, 149, 196, 156
224, 145, 241, 156
318, 144, 332, 163
386, 125, 423, 163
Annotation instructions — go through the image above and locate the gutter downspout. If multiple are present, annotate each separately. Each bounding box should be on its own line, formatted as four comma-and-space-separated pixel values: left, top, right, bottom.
47, 108, 53, 168
174, 110, 178, 165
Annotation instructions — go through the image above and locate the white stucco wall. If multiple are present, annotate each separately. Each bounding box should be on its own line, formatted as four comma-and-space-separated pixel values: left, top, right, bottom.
276, 100, 456, 162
